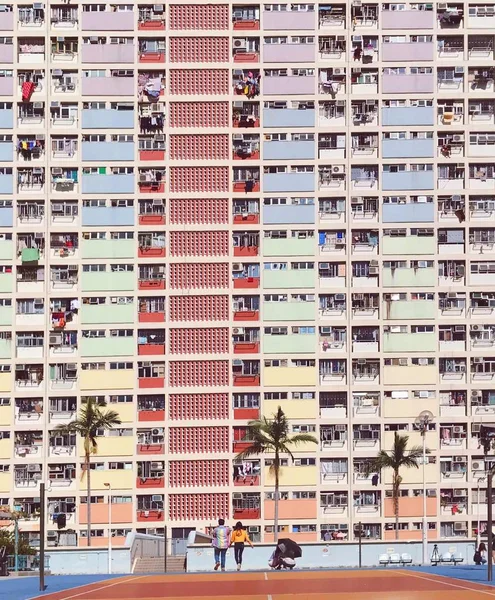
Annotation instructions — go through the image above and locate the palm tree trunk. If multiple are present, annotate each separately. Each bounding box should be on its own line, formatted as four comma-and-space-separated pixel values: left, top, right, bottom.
86, 451, 91, 547
274, 454, 280, 544
393, 472, 399, 541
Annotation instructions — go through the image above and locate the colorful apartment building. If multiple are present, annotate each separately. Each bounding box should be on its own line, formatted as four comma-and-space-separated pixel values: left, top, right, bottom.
0, 0, 494, 551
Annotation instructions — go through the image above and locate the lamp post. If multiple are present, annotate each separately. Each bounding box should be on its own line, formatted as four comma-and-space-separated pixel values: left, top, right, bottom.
477, 475, 486, 549
415, 410, 434, 566
104, 483, 112, 574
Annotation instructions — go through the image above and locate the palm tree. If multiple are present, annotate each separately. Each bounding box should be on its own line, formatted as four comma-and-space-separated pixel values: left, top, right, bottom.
367, 432, 426, 539
56, 398, 121, 545
235, 406, 317, 542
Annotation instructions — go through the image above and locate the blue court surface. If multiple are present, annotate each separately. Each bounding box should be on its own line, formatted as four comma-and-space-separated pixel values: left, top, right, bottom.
3, 566, 495, 600
0, 574, 124, 600
413, 564, 495, 586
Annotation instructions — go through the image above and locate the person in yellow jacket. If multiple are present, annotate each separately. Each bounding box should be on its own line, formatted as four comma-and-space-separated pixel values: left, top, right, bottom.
230, 521, 254, 570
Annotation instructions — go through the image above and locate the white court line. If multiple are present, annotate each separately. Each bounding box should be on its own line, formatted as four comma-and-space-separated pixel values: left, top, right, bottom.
264, 572, 268, 580
400, 569, 495, 597
27, 575, 148, 600
267, 596, 273, 600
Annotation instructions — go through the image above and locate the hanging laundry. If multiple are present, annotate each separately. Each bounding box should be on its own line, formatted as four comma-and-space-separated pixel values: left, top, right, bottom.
21, 81, 36, 102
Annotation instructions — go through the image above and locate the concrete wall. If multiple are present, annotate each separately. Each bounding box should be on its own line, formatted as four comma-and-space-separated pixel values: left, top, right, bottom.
186, 540, 476, 572
46, 548, 131, 575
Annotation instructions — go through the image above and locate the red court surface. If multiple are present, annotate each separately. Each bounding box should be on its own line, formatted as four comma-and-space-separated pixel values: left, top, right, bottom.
28, 569, 495, 600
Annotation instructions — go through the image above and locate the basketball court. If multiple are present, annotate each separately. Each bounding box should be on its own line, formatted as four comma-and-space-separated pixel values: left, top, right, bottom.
24, 568, 495, 600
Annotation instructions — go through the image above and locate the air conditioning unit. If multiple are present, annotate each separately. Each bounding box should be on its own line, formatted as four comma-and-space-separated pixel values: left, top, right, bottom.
472, 424, 482, 433
248, 526, 259, 533
452, 135, 464, 142
233, 328, 245, 335
447, 292, 457, 298
357, 358, 366, 365
139, 174, 148, 183
472, 460, 484, 471
27, 464, 41, 472
453, 522, 466, 531
335, 294, 345, 301
474, 357, 483, 363
52, 168, 63, 175
368, 267, 379, 275
399, 358, 408, 367
50, 101, 60, 108
33, 102, 43, 109
151, 494, 163, 502
293, 459, 301, 466
150, 462, 162, 470
155, 134, 165, 142
453, 457, 464, 463
454, 325, 464, 332
332, 165, 345, 175
49, 334, 62, 345
232, 263, 243, 271
472, 325, 482, 331
232, 493, 243, 500
419, 391, 429, 398
454, 66, 464, 74
151, 428, 163, 436
233, 39, 247, 50
453, 426, 463, 434
333, 68, 344, 76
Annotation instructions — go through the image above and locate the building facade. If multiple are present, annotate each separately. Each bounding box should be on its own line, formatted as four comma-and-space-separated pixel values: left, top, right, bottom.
0, 0, 494, 549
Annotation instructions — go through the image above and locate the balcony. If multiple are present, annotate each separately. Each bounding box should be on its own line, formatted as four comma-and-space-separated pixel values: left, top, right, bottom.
263, 172, 314, 193
81, 11, 134, 31
138, 330, 165, 356
264, 333, 315, 355
383, 202, 434, 223
81, 238, 134, 260
382, 42, 434, 62
264, 140, 314, 161
263, 42, 315, 63
233, 265, 260, 289
81, 334, 134, 358
82, 173, 134, 195
382, 106, 435, 127
382, 171, 434, 191
383, 139, 434, 159
233, 38, 259, 63
138, 7, 165, 30
82, 76, 135, 97
0, 168, 13, 193
82, 141, 134, 162
264, 9, 315, 30
81, 204, 134, 227
264, 75, 315, 96
0, 77, 14, 96
263, 203, 314, 225
263, 267, 315, 290
382, 73, 434, 94
382, 10, 434, 29
263, 107, 315, 128
139, 200, 165, 226
81, 108, 134, 130
137, 397, 165, 422
232, 360, 260, 387
81, 270, 134, 293
233, 296, 259, 322
264, 237, 314, 257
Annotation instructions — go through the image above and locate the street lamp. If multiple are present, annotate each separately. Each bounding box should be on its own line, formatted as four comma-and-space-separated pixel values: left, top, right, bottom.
415, 410, 434, 566
104, 483, 112, 574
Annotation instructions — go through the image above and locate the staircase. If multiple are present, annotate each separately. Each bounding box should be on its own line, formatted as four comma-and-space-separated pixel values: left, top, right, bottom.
133, 555, 185, 574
